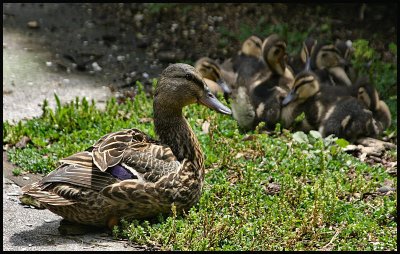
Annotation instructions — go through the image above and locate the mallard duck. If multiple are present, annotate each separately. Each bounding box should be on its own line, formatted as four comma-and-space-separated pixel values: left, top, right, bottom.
318, 96, 382, 142
281, 71, 380, 141
220, 35, 264, 88
20, 63, 232, 229
249, 34, 295, 129
194, 57, 232, 100
218, 35, 263, 130
352, 77, 392, 130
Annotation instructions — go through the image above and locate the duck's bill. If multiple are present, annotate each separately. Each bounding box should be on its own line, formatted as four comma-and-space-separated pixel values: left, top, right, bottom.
329, 66, 352, 86
282, 90, 297, 106
216, 79, 232, 95
199, 92, 232, 115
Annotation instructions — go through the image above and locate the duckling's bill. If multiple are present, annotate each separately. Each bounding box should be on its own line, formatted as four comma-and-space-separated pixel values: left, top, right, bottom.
216, 79, 232, 95
199, 90, 232, 115
282, 89, 297, 106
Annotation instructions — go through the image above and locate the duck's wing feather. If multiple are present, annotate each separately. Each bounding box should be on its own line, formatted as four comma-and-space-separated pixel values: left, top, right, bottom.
20, 159, 119, 206
91, 129, 151, 171
63, 128, 180, 182
40, 163, 119, 191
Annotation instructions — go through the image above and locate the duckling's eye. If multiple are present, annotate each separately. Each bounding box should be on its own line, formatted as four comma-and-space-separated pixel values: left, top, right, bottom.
321, 53, 328, 58
185, 74, 193, 81
274, 49, 281, 55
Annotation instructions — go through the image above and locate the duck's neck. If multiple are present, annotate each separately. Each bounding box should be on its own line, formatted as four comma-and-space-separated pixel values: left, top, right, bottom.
153, 106, 204, 173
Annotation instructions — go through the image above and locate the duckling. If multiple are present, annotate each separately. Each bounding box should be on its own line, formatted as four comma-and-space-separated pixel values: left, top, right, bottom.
249, 34, 295, 129
194, 57, 232, 100
20, 63, 231, 230
221, 35, 263, 130
352, 77, 392, 130
229, 34, 294, 130
220, 35, 264, 87
318, 97, 382, 142
281, 71, 381, 141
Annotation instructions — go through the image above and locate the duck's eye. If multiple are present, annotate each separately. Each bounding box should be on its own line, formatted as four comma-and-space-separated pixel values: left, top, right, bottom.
185, 74, 193, 81
321, 53, 328, 58
274, 49, 280, 55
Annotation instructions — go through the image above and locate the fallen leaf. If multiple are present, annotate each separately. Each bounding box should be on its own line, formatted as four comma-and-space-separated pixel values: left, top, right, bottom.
263, 182, 281, 195
235, 153, 244, 159
15, 136, 31, 149
139, 117, 153, 123
202, 121, 210, 134
242, 134, 256, 141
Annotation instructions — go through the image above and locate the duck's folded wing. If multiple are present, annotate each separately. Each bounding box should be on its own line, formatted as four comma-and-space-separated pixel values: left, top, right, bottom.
40, 163, 119, 191
90, 129, 156, 172
88, 128, 181, 180
120, 147, 181, 182
21, 163, 119, 207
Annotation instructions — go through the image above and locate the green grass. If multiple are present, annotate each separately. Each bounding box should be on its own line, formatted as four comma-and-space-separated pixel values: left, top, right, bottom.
3, 81, 396, 250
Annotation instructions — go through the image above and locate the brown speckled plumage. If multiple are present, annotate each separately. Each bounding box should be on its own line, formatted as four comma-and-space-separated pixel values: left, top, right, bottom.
20, 63, 231, 227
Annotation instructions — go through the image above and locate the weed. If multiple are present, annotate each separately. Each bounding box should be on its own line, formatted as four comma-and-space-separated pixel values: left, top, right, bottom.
12, 168, 22, 176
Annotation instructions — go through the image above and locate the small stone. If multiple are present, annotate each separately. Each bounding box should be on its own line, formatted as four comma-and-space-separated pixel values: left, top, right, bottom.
63, 79, 70, 84
116, 55, 125, 61
134, 13, 144, 22
44, 219, 53, 223
142, 72, 149, 79
46, 61, 52, 67
23, 176, 30, 180
378, 186, 395, 194
27, 20, 39, 28
27, 82, 34, 86
92, 62, 102, 71
28, 244, 32, 247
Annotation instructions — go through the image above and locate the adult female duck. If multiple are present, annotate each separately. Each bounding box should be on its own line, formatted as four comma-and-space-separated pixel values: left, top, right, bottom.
20, 63, 231, 229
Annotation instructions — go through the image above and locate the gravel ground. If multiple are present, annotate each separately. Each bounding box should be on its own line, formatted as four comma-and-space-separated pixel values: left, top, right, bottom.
3, 176, 138, 251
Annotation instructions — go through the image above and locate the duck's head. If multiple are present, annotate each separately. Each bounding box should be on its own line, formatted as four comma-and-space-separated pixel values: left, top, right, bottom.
353, 77, 379, 111
281, 72, 320, 106
312, 42, 351, 86
194, 57, 232, 96
241, 35, 263, 58
155, 63, 232, 115
313, 42, 346, 70
262, 34, 287, 75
